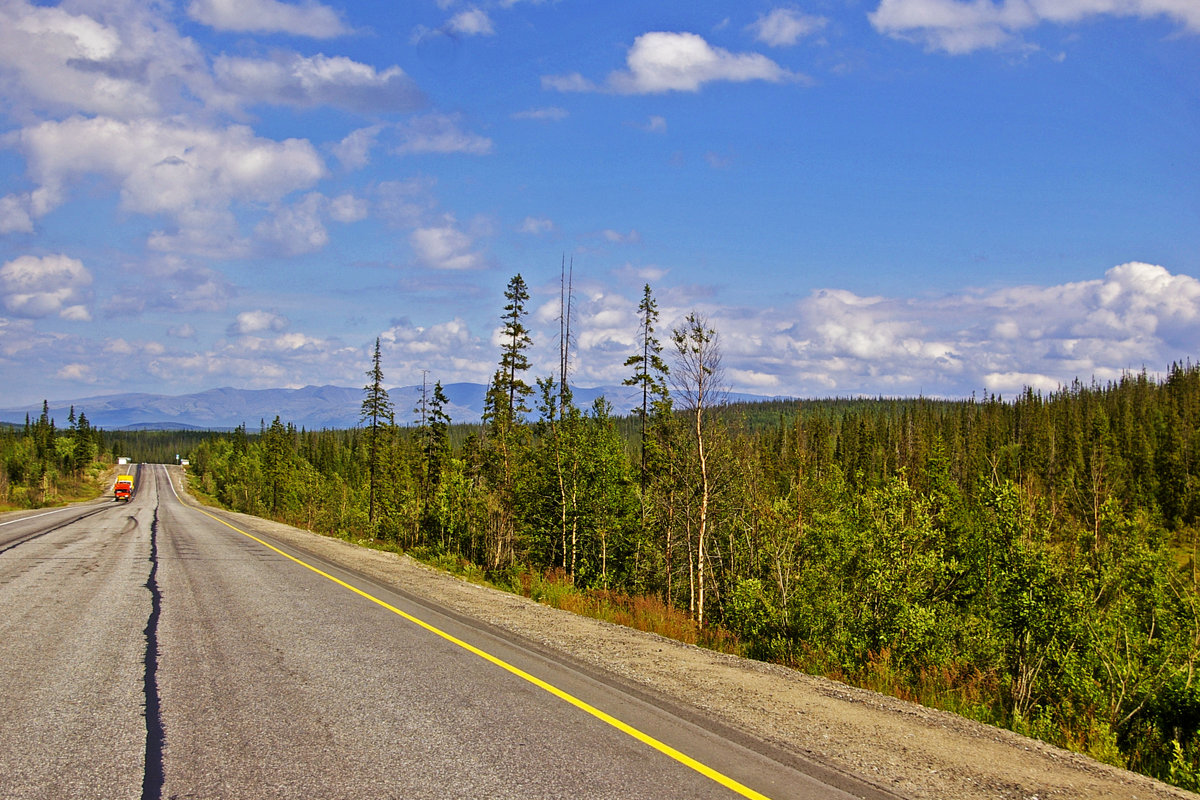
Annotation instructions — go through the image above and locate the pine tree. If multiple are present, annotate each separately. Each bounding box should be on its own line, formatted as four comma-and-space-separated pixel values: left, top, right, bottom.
498, 273, 534, 421
360, 338, 394, 529
623, 284, 671, 493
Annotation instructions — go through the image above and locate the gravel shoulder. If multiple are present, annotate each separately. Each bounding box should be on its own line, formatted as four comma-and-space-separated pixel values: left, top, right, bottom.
168, 469, 1194, 800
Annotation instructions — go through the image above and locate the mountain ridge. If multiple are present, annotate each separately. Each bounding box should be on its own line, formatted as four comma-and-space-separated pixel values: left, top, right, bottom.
1, 383, 792, 431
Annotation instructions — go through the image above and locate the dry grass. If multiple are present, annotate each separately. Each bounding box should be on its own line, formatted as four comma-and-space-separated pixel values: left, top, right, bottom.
512, 568, 742, 655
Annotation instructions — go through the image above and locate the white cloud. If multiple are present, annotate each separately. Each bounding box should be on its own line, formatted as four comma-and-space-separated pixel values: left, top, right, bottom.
526, 261, 1200, 400
749, 8, 828, 46
56, 363, 95, 383
0, 194, 35, 234
255, 193, 329, 255
393, 113, 493, 156
869, 0, 1200, 54
328, 194, 368, 223
373, 179, 438, 229
0, 0, 216, 118
541, 72, 596, 92
448, 8, 495, 36
0, 254, 92, 319
545, 32, 803, 94
104, 256, 235, 316
214, 53, 422, 113
230, 310, 289, 336
380, 318, 492, 387
631, 115, 668, 133
9, 116, 327, 254
603, 229, 642, 244
254, 191, 366, 254
332, 125, 384, 170
519, 217, 555, 234
187, 0, 350, 38
410, 221, 486, 270
511, 107, 569, 122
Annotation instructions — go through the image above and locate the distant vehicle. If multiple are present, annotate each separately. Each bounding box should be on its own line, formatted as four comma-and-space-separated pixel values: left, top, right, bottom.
114, 475, 134, 502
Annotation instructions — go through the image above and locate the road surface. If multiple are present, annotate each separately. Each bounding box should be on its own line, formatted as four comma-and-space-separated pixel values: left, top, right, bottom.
0, 464, 893, 800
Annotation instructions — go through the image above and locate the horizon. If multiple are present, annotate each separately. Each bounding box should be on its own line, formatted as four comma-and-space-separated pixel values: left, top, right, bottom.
1, 1, 1197, 407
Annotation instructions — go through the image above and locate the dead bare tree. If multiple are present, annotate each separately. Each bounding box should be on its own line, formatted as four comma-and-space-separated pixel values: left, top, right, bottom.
671, 312, 725, 626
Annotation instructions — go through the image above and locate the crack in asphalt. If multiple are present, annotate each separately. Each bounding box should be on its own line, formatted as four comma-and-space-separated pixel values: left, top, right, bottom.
142, 504, 165, 800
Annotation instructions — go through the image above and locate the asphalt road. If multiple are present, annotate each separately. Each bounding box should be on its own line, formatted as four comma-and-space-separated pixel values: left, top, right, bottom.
0, 465, 885, 800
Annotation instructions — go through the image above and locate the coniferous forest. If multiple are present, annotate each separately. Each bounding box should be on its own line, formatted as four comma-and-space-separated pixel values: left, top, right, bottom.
6, 277, 1200, 788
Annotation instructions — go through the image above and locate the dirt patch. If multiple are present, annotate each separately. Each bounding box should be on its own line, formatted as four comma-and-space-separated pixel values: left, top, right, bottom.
173, 472, 1193, 800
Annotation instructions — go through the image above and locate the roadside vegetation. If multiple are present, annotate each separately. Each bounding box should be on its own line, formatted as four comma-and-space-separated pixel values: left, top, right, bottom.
0, 403, 108, 509
9, 276, 1200, 789
182, 277, 1200, 789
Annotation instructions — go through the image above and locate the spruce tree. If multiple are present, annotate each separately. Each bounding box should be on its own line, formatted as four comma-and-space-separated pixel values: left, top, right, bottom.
360, 338, 393, 529
623, 284, 671, 492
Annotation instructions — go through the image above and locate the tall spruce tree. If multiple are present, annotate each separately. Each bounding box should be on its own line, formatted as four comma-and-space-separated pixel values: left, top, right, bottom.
623, 283, 671, 492
499, 273, 534, 420
360, 338, 393, 529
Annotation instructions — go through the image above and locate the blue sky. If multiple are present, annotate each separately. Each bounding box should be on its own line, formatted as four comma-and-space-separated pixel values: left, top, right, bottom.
1, 0, 1197, 411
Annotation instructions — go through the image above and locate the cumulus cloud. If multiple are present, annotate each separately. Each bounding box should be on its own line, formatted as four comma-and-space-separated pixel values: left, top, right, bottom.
0, 194, 35, 234
331, 125, 384, 170
56, 362, 95, 383
0, 253, 92, 319
229, 309, 289, 336
544, 32, 803, 94
749, 8, 828, 46
214, 53, 423, 113
254, 193, 330, 255
447, 8, 495, 36
869, 0, 1200, 54
328, 193, 368, 223
725, 261, 1200, 397
513, 261, 1200, 400
626, 115, 668, 134
410, 221, 486, 270
187, 0, 350, 38
254, 191, 367, 255
373, 178, 438, 229
9, 116, 326, 255
603, 229, 642, 244
379, 318, 492, 387
104, 256, 236, 316
519, 217, 555, 235
392, 113, 493, 156
0, 0, 217, 118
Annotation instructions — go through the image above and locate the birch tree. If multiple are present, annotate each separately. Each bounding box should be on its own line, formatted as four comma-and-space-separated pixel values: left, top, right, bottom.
671, 312, 725, 626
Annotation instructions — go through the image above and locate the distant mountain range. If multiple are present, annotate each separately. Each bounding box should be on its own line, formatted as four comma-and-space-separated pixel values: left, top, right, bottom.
0, 384, 793, 431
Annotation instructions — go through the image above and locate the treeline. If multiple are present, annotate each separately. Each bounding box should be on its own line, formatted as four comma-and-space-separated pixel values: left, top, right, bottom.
0, 402, 106, 507
186, 276, 1200, 787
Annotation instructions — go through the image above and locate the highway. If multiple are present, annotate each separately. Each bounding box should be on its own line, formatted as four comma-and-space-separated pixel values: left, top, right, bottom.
0, 464, 891, 800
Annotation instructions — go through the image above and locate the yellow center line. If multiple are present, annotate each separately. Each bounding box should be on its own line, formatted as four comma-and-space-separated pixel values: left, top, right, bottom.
191, 505, 773, 800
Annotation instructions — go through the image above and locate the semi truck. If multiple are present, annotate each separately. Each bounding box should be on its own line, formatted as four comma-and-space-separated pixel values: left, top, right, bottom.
114, 474, 134, 502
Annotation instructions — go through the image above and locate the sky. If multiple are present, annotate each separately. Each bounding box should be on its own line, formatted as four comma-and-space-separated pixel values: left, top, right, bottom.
0, 0, 1198, 412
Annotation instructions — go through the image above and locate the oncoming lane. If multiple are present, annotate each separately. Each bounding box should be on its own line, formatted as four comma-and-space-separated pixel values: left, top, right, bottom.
0, 470, 156, 800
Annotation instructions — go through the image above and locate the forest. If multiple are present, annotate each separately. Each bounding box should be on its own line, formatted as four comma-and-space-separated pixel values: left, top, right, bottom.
4, 275, 1200, 789
0, 402, 107, 506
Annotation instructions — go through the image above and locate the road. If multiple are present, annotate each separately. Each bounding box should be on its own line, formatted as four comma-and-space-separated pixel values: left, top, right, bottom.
0, 464, 894, 800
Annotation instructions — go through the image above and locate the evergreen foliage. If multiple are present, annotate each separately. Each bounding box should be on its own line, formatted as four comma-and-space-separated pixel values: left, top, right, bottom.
0, 404, 106, 507
170, 297, 1200, 787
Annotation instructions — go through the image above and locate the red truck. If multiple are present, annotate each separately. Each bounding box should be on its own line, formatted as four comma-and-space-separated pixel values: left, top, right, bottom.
114, 474, 134, 502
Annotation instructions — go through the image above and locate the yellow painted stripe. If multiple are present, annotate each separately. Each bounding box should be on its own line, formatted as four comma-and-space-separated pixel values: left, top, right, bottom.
193, 506, 773, 800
